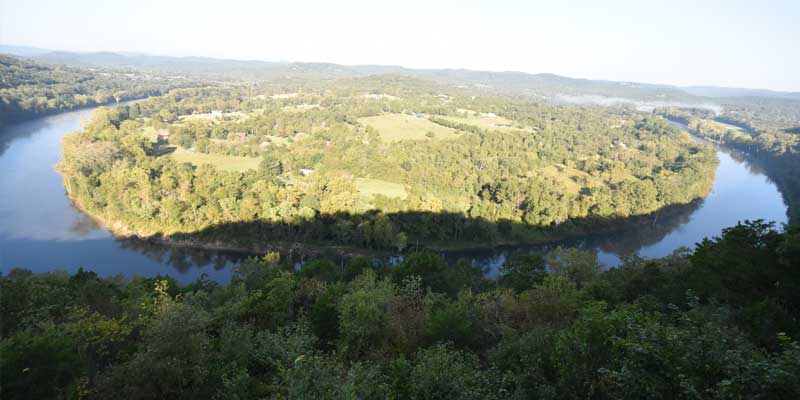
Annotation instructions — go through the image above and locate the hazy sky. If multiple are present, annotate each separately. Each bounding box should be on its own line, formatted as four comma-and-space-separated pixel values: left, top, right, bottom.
1, 0, 798, 91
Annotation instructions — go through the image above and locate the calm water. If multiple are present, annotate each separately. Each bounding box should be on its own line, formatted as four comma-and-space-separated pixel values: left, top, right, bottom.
0, 108, 789, 282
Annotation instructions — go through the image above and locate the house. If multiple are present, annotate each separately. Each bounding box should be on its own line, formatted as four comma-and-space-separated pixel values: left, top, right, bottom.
155, 129, 170, 144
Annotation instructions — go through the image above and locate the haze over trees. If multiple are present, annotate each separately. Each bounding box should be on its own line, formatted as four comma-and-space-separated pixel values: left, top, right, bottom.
0, 55, 196, 127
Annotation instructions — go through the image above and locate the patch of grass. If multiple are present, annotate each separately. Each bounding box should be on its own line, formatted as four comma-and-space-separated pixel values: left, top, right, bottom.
440, 112, 525, 132
355, 178, 408, 200
271, 93, 298, 99
282, 104, 321, 113
539, 164, 592, 195
361, 93, 399, 100
170, 148, 261, 172
179, 111, 247, 122
703, 119, 745, 133
358, 113, 460, 142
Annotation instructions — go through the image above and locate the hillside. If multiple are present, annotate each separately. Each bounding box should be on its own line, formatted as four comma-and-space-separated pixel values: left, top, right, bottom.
0, 54, 200, 126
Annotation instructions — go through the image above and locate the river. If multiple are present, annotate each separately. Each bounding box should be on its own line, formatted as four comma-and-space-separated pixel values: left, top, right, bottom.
0, 107, 789, 282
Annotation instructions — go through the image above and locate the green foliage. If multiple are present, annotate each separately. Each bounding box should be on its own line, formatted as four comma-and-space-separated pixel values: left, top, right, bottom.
0, 55, 192, 127
337, 270, 395, 358
3, 219, 799, 399
58, 77, 718, 250
0, 326, 82, 399
408, 344, 499, 400
497, 253, 547, 293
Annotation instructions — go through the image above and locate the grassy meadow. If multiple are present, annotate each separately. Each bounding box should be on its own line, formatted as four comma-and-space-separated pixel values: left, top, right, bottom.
355, 177, 408, 200
358, 113, 461, 142
170, 147, 261, 172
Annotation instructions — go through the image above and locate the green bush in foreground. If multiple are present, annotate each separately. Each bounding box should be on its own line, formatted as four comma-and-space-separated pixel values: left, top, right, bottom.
1, 221, 799, 399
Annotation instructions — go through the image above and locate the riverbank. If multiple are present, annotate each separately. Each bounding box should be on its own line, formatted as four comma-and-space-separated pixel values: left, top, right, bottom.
2, 105, 787, 282
62, 175, 709, 262
665, 116, 798, 224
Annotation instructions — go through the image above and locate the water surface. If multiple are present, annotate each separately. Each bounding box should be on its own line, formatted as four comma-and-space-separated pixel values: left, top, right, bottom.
0, 109, 788, 282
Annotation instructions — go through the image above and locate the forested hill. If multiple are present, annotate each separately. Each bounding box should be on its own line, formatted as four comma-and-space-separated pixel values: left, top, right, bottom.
0, 55, 200, 127
0, 47, 723, 102
6, 47, 800, 114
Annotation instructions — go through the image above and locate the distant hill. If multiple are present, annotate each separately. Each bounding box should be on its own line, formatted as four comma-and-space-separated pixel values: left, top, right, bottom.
1, 48, 695, 102
681, 86, 800, 100
0, 44, 53, 57
2, 46, 797, 111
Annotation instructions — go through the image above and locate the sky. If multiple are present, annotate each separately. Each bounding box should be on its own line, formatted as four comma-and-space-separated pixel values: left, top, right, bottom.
1, 0, 799, 92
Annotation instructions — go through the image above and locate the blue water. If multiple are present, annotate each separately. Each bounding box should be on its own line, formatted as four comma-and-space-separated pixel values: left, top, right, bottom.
0, 109, 789, 282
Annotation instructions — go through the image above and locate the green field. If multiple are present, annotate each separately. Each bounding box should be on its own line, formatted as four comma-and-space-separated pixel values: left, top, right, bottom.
170, 148, 261, 172
179, 111, 247, 122
703, 119, 745, 133
441, 112, 526, 132
282, 104, 321, 113
358, 113, 460, 142
355, 178, 408, 200
539, 164, 592, 195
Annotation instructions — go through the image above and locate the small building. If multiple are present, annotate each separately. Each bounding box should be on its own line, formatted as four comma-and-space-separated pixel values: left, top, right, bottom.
155, 129, 170, 144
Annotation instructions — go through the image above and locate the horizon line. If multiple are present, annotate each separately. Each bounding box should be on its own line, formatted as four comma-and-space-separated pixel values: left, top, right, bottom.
2, 42, 799, 95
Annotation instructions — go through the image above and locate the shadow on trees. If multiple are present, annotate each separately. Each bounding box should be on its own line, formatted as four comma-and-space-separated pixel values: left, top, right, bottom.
118, 199, 707, 275
716, 141, 800, 224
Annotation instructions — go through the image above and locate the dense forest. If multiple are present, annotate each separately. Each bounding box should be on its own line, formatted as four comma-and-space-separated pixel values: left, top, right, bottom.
2, 220, 798, 399
4, 53, 799, 399
0, 55, 197, 127
58, 77, 717, 251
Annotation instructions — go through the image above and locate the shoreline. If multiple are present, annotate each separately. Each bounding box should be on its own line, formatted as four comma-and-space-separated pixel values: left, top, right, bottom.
63, 178, 708, 260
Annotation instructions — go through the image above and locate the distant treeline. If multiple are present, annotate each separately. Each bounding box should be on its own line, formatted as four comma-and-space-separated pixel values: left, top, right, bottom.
656, 106, 800, 222
0, 55, 198, 127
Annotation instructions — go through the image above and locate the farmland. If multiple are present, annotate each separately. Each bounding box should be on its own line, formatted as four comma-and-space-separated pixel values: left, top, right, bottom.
170, 147, 261, 172
358, 113, 461, 142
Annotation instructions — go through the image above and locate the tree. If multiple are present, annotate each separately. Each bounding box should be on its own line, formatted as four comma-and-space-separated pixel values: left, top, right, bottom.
259, 152, 284, 176
498, 253, 547, 293
548, 247, 601, 289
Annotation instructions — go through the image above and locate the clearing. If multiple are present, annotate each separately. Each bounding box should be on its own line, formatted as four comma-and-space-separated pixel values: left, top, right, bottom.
441, 110, 526, 132
538, 164, 593, 195
180, 111, 247, 122
282, 104, 321, 113
170, 148, 261, 172
358, 113, 460, 142
355, 178, 408, 200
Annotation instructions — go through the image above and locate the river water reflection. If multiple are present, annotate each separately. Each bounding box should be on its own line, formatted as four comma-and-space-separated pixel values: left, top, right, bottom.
0, 108, 788, 282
